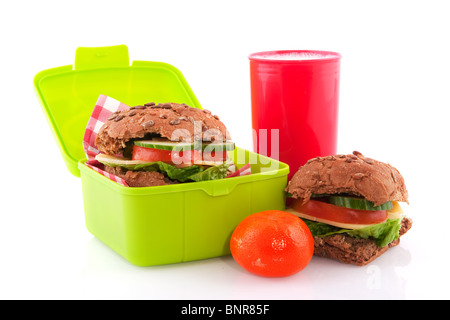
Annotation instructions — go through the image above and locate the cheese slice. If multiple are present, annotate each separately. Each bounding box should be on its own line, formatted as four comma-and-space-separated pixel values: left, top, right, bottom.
95, 153, 148, 165
95, 153, 224, 168
287, 201, 405, 230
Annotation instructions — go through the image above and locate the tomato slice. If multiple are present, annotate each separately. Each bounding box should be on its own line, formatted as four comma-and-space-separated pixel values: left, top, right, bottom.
131, 145, 228, 165
292, 199, 388, 225
132, 146, 172, 162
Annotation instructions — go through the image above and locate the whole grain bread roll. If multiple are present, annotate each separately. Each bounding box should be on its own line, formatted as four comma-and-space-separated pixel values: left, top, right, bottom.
95, 102, 231, 155
286, 151, 412, 266
286, 151, 409, 206
313, 217, 412, 266
103, 166, 175, 187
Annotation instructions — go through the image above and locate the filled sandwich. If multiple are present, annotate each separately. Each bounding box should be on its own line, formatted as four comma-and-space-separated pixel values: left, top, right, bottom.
94, 102, 235, 187
285, 151, 412, 266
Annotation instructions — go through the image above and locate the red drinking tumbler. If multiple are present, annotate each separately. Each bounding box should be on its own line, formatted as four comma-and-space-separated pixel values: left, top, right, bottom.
249, 50, 341, 181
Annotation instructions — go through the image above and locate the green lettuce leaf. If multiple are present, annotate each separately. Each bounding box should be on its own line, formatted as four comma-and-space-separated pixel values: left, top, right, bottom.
302, 218, 402, 248
187, 163, 230, 182
140, 162, 205, 182
100, 158, 229, 183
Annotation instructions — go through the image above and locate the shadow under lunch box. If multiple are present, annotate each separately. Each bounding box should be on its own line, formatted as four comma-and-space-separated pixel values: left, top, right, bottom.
34, 45, 289, 266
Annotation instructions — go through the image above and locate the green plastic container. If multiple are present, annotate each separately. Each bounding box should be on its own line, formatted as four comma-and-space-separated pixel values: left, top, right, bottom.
34, 45, 289, 266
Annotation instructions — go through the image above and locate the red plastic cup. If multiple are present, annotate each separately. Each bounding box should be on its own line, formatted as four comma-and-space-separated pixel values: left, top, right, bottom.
249, 50, 341, 181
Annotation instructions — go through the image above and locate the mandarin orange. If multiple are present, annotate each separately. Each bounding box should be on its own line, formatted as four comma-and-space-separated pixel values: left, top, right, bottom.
230, 210, 314, 277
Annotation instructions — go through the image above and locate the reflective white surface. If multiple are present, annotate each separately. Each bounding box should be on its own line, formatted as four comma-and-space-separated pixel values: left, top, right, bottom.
1, 0, 449, 300
1, 180, 438, 299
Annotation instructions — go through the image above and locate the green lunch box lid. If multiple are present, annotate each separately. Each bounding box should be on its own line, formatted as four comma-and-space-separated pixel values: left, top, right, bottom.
34, 44, 202, 177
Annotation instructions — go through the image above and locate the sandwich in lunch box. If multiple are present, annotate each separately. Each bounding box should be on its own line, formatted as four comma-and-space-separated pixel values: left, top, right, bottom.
285, 151, 412, 266
94, 102, 236, 187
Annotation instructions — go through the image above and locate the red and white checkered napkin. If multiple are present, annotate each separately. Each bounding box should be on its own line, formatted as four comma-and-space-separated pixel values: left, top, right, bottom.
84, 160, 129, 187
82, 95, 251, 186
83, 95, 130, 186
226, 163, 251, 178
83, 95, 130, 161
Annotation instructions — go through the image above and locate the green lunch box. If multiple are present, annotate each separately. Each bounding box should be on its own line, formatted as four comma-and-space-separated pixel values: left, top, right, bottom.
34, 45, 289, 266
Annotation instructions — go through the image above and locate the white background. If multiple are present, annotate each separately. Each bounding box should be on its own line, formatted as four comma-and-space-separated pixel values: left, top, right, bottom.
1, 0, 449, 300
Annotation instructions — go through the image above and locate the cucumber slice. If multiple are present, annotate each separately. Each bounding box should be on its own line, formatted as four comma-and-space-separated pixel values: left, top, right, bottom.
134, 139, 235, 152
134, 139, 194, 151
327, 195, 393, 211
